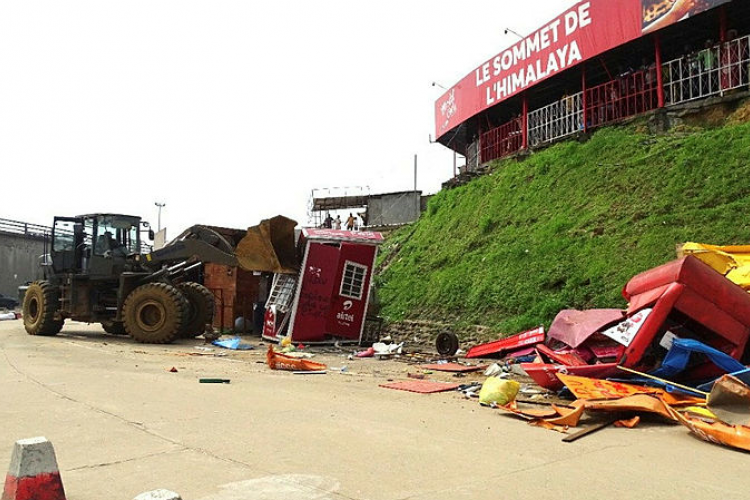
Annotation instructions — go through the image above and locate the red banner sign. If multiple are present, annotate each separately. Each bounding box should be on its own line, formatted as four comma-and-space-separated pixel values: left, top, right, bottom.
435, 0, 731, 139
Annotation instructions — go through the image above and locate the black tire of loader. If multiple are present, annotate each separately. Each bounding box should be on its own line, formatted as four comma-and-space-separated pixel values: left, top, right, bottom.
123, 283, 188, 344
102, 321, 128, 335
23, 281, 64, 336
176, 282, 215, 338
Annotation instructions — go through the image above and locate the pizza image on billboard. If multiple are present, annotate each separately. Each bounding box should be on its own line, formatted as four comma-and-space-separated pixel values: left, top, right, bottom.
642, 0, 729, 33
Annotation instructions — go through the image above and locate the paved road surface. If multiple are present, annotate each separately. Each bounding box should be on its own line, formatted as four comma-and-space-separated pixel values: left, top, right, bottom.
1, 320, 748, 500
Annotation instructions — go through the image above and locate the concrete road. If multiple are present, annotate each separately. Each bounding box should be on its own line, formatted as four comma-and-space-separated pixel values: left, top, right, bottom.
1, 320, 748, 500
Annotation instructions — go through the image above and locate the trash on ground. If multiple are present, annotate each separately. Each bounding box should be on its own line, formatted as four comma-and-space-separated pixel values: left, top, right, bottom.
380, 380, 460, 394
435, 331, 460, 356
199, 378, 230, 384
356, 347, 375, 358
547, 309, 625, 349
478, 378, 520, 406
212, 337, 255, 350
421, 362, 486, 373
266, 345, 327, 372
466, 326, 545, 359
614, 416, 641, 428
292, 370, 327, 375
373, 342, 404, 356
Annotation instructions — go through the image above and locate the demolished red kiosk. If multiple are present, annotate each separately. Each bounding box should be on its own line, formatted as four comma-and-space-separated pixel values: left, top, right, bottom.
263, 228, 383, 344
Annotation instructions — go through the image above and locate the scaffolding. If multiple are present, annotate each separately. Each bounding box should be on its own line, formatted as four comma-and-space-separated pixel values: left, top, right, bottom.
308, 186, 370, 228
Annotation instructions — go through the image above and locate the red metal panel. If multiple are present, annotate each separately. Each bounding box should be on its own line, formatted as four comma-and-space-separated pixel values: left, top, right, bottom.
326, 244, 376, 340
435, 0, 731, 139
625, 257, 750, 327
623, 283, 683, 368
290, 243, 339, 342
466, 327, 545, 359
675, 290, 749, 350
622, 256, 750, 370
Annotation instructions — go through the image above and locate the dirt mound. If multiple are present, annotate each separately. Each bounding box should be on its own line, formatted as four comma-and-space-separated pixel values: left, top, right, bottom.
727, 99, 750, 125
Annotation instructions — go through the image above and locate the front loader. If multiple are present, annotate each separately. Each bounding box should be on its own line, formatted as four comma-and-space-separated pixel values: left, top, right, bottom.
22, 213, 297, 344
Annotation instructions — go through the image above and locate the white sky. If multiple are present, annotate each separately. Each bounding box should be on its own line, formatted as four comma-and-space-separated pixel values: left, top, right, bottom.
0, 0, 577, 236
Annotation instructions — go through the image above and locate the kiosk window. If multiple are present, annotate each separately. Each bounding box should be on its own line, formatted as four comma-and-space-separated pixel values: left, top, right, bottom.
339, 261, 367, 300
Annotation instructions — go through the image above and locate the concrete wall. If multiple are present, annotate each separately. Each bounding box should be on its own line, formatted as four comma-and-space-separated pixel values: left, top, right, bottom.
0, 231, 46, 299
367, 191, 422, 227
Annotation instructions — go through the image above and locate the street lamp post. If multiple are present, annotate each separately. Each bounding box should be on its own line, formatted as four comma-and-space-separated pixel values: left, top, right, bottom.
504, 28, 524, 40
154, 202, 166, 232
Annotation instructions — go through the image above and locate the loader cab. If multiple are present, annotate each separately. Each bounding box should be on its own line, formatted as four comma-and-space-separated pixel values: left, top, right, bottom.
51, 214, 142, 276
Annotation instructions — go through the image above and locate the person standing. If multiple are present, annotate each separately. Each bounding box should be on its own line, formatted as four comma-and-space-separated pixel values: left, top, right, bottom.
334, 215, 342, 230
346, 213, 355, 231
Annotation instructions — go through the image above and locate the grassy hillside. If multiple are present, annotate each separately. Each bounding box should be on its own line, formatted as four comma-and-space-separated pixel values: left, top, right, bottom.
377, 117, 750, 337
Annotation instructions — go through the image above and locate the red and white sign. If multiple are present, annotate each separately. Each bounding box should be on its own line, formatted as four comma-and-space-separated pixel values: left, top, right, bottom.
435, 0, 731, 139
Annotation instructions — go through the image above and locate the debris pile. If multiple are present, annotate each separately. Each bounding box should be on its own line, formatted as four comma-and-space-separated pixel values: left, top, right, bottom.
365, 248, 750, 453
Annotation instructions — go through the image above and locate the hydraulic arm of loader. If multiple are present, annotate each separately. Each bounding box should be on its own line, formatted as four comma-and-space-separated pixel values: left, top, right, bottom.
141, 225, 239, 269
140, 216, 299, 274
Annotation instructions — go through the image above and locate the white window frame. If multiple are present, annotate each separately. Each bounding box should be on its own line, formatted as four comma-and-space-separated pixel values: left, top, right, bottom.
339, 261, 368, 301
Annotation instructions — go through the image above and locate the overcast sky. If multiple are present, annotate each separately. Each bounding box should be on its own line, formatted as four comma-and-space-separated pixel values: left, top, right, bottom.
0, 0, 577, 236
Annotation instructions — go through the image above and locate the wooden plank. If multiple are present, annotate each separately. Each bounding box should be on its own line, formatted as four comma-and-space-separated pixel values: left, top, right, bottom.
562, 419, 616, 443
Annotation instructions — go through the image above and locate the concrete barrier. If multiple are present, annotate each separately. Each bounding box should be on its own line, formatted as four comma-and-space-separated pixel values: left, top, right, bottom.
133, 490, 182, 500
2, 437, 65, 500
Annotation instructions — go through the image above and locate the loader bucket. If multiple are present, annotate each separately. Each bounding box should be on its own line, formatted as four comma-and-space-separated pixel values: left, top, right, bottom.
235, 216, 299, 274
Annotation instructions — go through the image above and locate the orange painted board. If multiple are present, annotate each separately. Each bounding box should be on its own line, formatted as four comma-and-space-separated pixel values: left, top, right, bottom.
557, 374, 705, 406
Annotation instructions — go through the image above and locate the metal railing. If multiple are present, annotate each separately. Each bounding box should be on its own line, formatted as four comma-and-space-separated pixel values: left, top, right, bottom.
664, 35, 750, 106
528, 91, 583, 147
584, 68, 659, 129
480, 118, 523, 163
476, 33, 750, 166
0, 218, 51, 239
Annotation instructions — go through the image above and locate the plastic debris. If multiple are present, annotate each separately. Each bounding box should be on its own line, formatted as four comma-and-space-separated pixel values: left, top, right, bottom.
478, 378, 520, 406
356, 347, 375, 358
267, 345, 327, 372
0, 312, 17, 321
212, 337, 255, 350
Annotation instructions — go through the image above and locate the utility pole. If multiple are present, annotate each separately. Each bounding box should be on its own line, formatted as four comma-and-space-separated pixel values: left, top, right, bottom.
154, 202, 166, 232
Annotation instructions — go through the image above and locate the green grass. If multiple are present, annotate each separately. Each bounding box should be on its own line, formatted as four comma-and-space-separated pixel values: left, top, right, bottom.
376, 120, 750, 337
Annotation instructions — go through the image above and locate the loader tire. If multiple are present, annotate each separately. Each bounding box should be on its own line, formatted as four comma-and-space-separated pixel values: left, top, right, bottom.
176, 282, 215, 338
23, 281, 64, 336
123, 283, 188, 344
102, 321, 127, 335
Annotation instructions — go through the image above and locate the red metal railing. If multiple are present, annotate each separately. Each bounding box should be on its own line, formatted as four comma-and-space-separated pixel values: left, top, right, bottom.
584, 68, 659, 129
476, 33, 749, 167
480, 118, 523, 163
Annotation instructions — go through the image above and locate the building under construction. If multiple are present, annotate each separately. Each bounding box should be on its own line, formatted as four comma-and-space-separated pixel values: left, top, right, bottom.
309, 187, 430, 229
